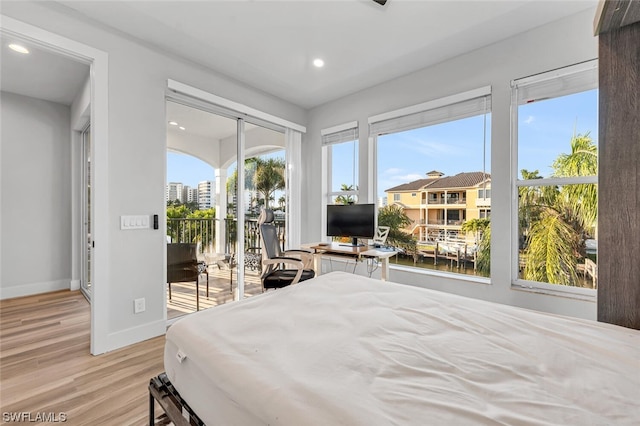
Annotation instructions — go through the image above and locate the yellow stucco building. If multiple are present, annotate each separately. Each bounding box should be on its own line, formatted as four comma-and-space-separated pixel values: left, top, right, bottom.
385, 171, 491, 244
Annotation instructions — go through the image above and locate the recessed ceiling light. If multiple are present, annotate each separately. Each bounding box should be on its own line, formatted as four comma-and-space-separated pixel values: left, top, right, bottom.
179, 126, 186, 131
169, 121, 178, 126
8, 43, 29, 54
313, 58, 324, 68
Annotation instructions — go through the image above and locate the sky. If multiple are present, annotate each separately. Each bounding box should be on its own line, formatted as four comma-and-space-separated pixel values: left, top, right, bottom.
166, 152, 215, 188
373, 89, 598, 199
168, 89, 598, 200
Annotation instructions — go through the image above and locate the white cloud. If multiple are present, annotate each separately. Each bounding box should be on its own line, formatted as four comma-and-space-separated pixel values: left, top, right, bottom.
400, 136, 463, 158
395, 173, 423, 182
524, 115, 535, 124
382, 167, 404, 176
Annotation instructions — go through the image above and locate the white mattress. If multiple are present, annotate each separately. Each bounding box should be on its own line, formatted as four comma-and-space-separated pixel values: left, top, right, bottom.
165, 271, 640, 425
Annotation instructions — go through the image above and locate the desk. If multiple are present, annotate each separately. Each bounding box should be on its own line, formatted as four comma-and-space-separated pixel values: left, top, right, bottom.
307, 243, 397, 281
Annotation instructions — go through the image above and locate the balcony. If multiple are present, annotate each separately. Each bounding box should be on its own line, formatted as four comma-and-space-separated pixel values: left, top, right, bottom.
167, 263, 264, 320
476, 197, 491, 207
427, 197, 466, 205
425, 219, 464, 226
446, 197, 466, 205
167, 216, 286, 319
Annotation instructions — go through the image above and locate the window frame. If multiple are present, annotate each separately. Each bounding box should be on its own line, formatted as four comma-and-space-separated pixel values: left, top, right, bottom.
510, 60, 598, 297
369, 86, 492, 282
321, 121, 360, 239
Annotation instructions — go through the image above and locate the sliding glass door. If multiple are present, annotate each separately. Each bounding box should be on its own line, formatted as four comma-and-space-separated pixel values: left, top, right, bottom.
227, 122, 286, 300
166, 101, 237, 318
166, 98, 287, 319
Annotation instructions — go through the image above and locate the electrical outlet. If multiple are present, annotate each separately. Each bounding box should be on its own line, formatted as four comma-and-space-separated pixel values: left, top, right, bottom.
134, 298, 145, 314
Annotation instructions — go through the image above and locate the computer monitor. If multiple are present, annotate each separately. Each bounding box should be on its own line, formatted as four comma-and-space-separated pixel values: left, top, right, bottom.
326, 203, 375, 246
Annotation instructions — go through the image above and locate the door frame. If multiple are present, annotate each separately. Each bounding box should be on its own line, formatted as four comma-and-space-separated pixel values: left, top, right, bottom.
0, 15, 110, 355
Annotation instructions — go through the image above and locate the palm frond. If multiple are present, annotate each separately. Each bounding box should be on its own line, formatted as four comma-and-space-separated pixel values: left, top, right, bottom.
523, 213, 579, 285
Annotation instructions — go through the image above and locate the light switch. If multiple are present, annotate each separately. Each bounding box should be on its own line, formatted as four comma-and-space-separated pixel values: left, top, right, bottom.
121, 215, 151, 230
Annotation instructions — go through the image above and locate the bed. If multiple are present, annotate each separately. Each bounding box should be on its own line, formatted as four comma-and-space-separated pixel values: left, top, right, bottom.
153, 271, 639, 425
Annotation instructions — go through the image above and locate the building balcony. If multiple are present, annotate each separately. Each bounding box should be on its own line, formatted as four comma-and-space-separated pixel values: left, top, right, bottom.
476, 197, 491, 207
426, 198, 466, 205
425, 219, 463, 226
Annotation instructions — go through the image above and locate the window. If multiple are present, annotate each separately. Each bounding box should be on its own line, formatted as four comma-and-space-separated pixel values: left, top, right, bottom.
322, 122, 359, 206
478, 189, 491, 199
370, 87, 491, 279
512, 60, 598, 292
411, 192, 417, 197
393, 193, 401, 202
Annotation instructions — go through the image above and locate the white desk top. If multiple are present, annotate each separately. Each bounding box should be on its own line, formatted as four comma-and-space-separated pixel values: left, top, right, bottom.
304, 242, 397, 259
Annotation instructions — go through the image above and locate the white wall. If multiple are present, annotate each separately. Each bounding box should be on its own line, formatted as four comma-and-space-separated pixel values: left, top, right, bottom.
303, 9, 599, 320
1, 2, 306, 352
0, 92, 72, 298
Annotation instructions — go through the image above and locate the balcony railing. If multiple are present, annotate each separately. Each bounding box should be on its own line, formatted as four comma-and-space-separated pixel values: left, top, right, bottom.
223, 217, 286, 254
425, 219, 463, 226
427, 197, 466, 205
167, 218, 216, 249
167, 216, 286, 254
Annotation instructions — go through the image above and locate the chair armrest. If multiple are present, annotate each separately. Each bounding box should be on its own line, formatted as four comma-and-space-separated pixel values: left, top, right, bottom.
262, 256, 305, 269
262, 257, 305, 284
282, 250, 314, 269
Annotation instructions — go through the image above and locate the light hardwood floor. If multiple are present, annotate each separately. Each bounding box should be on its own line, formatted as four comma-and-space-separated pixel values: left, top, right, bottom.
0, 290, 165, 426
0, 266, 265, 425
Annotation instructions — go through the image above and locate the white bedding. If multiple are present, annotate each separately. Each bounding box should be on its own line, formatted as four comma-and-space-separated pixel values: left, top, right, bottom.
165, 271, 640, 425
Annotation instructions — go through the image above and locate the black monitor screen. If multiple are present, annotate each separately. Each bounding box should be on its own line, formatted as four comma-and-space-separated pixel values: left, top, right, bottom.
327, 204, 375, 243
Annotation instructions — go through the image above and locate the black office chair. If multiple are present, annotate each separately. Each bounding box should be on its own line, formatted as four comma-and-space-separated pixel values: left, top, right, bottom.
258, 209, 315, 291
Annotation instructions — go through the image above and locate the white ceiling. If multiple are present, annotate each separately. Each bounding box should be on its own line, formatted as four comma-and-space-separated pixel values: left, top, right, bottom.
0, 33, 89, 105
48, 0, 596, 110
1, 0, 597, 142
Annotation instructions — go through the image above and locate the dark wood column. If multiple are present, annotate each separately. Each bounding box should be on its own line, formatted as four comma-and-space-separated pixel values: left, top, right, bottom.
596, 1, 640, 329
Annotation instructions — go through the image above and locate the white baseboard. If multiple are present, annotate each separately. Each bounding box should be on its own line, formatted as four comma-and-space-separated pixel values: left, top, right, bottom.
106, 319, 166, 353
70, 279, 81, 291
0, 279, 71, 300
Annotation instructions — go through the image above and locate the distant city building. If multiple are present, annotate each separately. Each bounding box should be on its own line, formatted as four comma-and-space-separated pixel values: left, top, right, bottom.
166, 182, 184, 202
198, 180, 214, 210
167, 182, 213, 209
385, 170, 491, 243
378, 197, 388, 208
185, 187, 199, 204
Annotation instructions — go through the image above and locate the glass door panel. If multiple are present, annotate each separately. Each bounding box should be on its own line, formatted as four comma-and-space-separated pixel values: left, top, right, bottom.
166, 101, 237, 319
81, 125, 92, 299
237, 123, 286, 299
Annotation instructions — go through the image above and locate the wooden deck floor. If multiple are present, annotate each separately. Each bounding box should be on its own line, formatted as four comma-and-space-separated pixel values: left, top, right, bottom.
167, 265, 264, 320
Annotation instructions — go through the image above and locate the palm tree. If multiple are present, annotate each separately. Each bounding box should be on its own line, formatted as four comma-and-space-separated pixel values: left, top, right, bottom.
252, 157, 285, 209
226, 156, 286, 211
460, 217, 490, 244
461, 218, 491, 276
378, 204, 418, 262
521, 133, 598, 286
475, 224, 491, 275
551, 133, 598, 228
334, 184, 356, 205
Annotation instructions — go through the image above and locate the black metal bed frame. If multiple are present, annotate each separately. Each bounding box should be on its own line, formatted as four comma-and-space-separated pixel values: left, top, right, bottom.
149, 373, 205, 426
